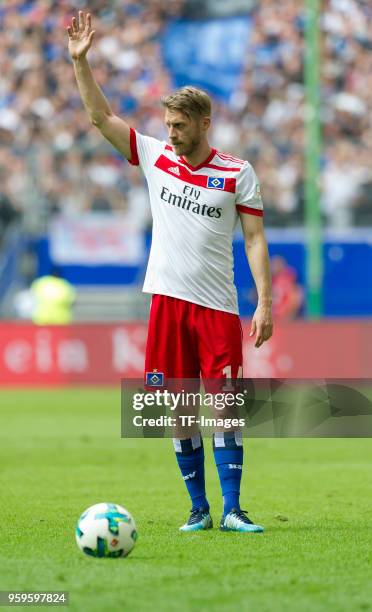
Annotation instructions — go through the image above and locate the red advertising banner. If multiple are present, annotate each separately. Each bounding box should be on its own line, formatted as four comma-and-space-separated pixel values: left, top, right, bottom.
0, 321, 371, 386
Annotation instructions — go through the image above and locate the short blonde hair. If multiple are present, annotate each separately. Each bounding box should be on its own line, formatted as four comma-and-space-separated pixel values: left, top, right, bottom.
161, 86, 212, 119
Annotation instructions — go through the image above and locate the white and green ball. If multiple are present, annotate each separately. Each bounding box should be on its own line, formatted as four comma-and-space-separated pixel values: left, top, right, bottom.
76, 503, 137, 558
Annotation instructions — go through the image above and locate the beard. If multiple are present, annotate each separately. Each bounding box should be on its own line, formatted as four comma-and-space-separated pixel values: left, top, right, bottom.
173, 134, 201, 157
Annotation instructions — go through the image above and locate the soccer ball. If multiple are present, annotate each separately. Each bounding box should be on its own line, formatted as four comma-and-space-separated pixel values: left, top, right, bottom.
75, 502, 138, 558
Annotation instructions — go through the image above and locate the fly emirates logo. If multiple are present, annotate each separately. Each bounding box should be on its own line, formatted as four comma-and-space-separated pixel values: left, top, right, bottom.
160, 184, 222, 219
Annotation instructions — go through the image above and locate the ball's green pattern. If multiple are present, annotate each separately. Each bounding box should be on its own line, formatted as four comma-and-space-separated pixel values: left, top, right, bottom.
93, 510, 131, 536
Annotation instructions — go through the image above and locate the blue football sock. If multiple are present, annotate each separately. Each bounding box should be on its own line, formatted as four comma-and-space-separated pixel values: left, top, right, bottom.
174, 434, 209, 511
213, 431, 243, 516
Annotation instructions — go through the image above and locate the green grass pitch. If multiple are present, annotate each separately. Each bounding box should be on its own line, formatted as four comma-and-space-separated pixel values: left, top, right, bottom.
0, 388, 371, 612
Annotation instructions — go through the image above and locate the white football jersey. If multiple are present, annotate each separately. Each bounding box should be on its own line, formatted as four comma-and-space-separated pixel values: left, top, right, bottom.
129, 128, 263, 314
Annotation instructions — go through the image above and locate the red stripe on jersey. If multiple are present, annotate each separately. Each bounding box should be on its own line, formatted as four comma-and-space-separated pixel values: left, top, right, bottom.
204, 163, 242, 172
217, 151, 245, 163
128, 128, 139, 166
217, 152, 245, 165
175, 158, 241, 173
179, 148, 217, 171
155, 155, 236, 193
163, 146, 240, 172
236, 205, 263, 217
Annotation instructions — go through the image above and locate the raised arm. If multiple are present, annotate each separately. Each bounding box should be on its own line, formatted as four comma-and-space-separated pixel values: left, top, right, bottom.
240, 213, 273, 347
67, 11, 132, 161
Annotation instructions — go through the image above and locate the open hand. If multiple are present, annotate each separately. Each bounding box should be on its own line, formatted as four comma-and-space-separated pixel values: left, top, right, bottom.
250, 304, 273, 348
67, 11, 95, 60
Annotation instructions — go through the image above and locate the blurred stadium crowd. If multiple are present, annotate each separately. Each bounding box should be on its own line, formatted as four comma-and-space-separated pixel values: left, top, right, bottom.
0, 0, 371, 244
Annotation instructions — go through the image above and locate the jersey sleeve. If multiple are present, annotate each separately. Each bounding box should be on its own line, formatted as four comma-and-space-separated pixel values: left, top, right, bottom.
235, 161, 264, 217
128, 128, 165, 175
